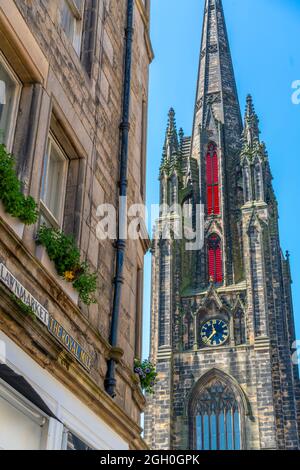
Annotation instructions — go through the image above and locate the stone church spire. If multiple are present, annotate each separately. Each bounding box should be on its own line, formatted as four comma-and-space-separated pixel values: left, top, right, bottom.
145, 0, 300, 451
191, 0, 242, 160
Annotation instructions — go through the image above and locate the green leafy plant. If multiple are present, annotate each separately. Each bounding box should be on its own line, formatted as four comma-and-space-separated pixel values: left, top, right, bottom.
37, 225, 81, 276
134, 358, 158, 394
0, 144, 38, 225
10, 294, 36, 321
73, 267, 97, 306
37, 225, 97, 305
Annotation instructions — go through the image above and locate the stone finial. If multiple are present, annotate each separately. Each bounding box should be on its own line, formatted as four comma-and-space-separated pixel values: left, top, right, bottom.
245, 94, 255, 118
168, 107, 175, 120
243, 94, 260, 147
179, 127, 184, 143
167, 108, 178, 141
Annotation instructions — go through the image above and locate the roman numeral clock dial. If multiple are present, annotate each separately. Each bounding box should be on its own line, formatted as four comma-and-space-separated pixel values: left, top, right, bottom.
201, 319, 229, 347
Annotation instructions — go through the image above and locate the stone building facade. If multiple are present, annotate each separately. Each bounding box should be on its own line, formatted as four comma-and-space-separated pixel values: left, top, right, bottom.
0, 0, 152, 450
145, 0, 300, 450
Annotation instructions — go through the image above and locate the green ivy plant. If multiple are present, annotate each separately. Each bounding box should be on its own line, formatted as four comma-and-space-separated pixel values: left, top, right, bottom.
10, 294, 36, 321
134, 358, 158, 394
0, 144, 38, 225
37, 225, 97, 305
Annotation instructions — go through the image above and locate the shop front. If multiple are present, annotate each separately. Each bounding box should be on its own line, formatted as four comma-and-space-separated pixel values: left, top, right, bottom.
0, 331, 128, 450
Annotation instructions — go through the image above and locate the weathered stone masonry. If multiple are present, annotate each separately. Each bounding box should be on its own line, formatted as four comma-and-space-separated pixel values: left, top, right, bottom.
0, 0, 152, 448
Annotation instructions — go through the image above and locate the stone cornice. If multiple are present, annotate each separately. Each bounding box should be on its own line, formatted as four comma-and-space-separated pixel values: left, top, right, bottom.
0, 219, 111, 358
173, 344, 253, 357
181, 281, 247, 298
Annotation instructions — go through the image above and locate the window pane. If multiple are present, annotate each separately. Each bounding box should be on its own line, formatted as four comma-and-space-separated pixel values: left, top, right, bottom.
39, 213, 52, 229
60, 1, 83, 55
42, 139, 67, 225
203, 414, 209, 450
219, 411, 226, 450
234, 411, 241, 450
0, 60, 17, 146
67, 431, 92, 450
226, 410, 233, 450
196, 415, 202, 450
73, 23, 82, 55
46, 144, 65, 220
211, 414, 217, 450
61, 1, 75, 42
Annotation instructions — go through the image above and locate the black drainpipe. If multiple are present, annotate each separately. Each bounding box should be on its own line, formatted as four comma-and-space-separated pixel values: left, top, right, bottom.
104, 0, 134, 398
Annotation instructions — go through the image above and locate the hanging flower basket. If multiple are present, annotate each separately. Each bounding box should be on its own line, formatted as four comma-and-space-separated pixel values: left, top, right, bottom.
134, 358, 158, 394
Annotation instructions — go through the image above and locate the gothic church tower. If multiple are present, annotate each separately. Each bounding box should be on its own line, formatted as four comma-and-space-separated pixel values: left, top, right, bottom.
145, 0, 300, 450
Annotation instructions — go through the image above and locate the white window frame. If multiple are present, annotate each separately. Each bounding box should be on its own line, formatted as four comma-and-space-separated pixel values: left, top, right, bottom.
0, 379, 47, 426
40, 134, 68, 229
0, 51, 21, 152
60, 0, 85, 55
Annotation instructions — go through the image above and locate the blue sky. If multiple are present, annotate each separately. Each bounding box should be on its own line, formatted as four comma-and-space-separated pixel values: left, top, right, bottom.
142, 0, 300, 358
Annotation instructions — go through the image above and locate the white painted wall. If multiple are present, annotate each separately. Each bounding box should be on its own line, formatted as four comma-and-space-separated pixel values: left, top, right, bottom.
0, 394, 43, 450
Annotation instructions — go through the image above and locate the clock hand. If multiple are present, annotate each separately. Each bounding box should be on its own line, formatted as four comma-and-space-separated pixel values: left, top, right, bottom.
203, 327, 217, 344
211, 327, 217, 341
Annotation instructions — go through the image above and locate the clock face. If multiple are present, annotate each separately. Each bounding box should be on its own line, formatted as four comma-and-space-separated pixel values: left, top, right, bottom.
201, 319, 229, 347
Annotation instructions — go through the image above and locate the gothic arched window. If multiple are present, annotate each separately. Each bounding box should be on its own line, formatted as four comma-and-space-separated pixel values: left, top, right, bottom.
192, 379, 241, 450
208, 235, 223, 284
206, 143, 220, 215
